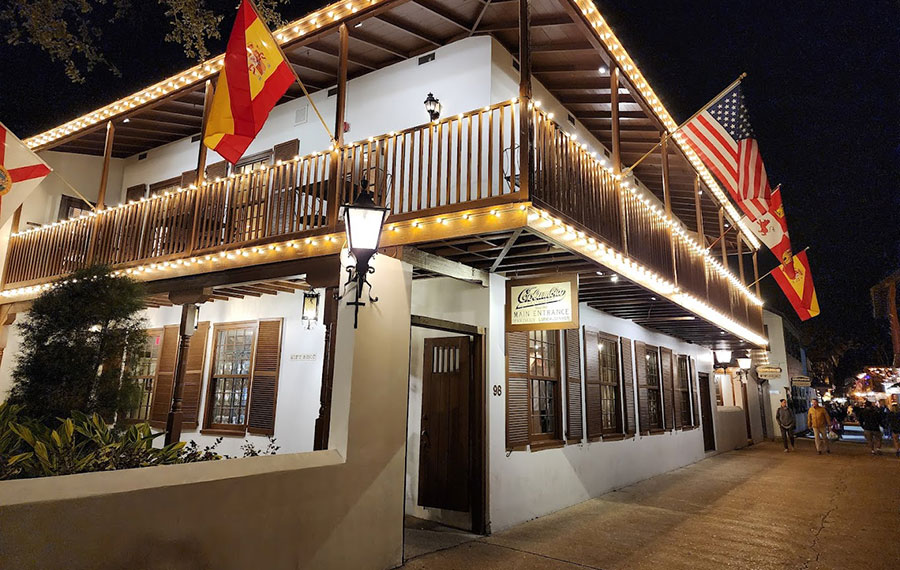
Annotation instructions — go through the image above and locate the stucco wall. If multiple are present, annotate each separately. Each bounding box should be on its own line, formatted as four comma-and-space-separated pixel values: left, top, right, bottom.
0, 255, 413, 570
488, 299, 716, 532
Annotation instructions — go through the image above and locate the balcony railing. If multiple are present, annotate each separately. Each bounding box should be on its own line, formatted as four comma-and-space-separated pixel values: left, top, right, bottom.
3, 100, 761, 335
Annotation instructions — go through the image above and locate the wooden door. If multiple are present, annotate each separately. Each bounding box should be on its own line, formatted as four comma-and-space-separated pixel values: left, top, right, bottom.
698, 372, 716, 451
418, 336, 470, 512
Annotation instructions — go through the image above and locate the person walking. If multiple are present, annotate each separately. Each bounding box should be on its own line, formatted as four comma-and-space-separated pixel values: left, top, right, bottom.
776, 399, 796, 452
885, 402, 900, 458
858, 401, 883, 455
807, 398, 831, 455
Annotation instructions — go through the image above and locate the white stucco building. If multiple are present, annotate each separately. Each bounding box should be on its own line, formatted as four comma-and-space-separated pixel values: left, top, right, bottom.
0, 1, 773, 568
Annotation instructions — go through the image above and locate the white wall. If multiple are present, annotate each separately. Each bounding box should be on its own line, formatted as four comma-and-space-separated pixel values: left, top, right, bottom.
488, 297, 716, 532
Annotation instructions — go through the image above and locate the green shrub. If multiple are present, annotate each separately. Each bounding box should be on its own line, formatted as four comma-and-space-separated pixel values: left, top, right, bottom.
0, 402, 222, 480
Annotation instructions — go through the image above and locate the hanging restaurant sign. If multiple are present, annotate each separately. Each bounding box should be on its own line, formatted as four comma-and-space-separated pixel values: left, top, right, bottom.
506, 274, 579, 331
756, 365, 783, 380
791, 376, 812, 387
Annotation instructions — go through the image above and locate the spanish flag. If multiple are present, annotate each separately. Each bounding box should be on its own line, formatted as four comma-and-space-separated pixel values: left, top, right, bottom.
772, 250, 820, 321
204, 0, 294, 164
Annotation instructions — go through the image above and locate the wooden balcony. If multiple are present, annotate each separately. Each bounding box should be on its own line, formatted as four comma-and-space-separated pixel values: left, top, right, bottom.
3, 101, 764, 344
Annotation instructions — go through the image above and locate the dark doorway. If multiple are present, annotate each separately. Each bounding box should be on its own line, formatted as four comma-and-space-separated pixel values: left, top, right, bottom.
698, 372, 716, 451
757, 381, 769, 439
418, 336, 471, 512
741, 382, 752, 442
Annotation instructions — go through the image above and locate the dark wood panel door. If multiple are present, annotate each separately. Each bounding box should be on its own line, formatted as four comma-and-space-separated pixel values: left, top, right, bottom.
699, 372, 716, 451
418, 336, 471, 512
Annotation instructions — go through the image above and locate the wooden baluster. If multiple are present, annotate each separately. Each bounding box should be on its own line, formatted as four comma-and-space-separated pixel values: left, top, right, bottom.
465, 114, 472, 202
477, 110, 484, 200
398, 134, 407, 213
498, 105, 505, 195
455, 117, 462, 204
487, 110, 493, 198
435, 122, 443, 207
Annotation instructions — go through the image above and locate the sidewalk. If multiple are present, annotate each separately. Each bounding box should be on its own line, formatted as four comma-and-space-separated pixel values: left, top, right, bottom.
403, 439, 900, 570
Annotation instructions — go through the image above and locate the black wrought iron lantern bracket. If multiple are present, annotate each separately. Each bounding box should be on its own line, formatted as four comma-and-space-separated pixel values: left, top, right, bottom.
339, 179, 389, 328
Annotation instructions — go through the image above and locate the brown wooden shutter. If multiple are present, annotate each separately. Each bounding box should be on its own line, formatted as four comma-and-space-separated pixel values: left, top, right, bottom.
506, 331, 530, 450
563, 329, 583, 442
273, 139, 300, 161
248, 318, 283, 435
660, 347, 675, 430
206, 161, 228, 180
181, 321, 209, 429
582, 327, 602, 439
673, 354, 684, 429
621, 337, 636, 435
149, 325, 179, 428
634, 341, 649, 435
691, 357, 701, 428
181, 169, 197, 187
125, 184, 146, 203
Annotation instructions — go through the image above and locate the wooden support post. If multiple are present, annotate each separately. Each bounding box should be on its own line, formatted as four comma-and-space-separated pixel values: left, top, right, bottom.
752, 251, 761, 297
96, 121, 115, 209
327, 23, 349, 228
313, 286, 339, 450
661, 133, 676, 286
517, 0, 532, 199
718, 207, 727, 263
660, 134, 671, 216
164, 290, 208, 445
611, 65, 627, 255
737, 233, 746, 284
194, 80, 215, 188
189, 79, 215, 252
0, 205, 22, 288
693, 174, 705, 245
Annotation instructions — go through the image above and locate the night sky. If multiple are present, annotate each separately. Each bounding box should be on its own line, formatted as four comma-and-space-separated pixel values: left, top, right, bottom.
1, 1, 898, 354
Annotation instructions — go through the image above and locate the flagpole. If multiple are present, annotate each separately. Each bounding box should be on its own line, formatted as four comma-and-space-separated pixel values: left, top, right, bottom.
50, 171, 97, 211
706, 224, 735, 252
623, 72, 747, 175
249, 0, 336, 144
748, 246, 810, 288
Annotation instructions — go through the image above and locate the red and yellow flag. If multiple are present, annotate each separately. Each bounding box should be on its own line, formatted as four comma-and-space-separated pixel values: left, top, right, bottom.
772, 250, 819, 321
204, 0, 294, 164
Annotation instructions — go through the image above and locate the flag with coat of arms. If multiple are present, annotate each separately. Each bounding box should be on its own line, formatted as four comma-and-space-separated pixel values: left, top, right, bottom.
0, 122, 51, 228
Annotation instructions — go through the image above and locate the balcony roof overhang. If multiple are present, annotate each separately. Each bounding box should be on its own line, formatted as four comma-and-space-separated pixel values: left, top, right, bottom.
22, 0, 756, 250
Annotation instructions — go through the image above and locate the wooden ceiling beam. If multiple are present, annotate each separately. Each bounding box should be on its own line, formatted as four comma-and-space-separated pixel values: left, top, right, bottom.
349, 28, 409, 59
412, 0, 474, 32
476, 14, 573, 33
374, 14, 443, 47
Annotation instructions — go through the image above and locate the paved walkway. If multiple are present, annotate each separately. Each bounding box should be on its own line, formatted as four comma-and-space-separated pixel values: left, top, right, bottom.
404, 439, 900, 570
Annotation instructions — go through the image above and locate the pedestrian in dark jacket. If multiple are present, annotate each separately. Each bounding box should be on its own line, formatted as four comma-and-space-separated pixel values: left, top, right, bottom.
887, 402, 900, 458
775, 399, 795, 452
859, 401, 883, 455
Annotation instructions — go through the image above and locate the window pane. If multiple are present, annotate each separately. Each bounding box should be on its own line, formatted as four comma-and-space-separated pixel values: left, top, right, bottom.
210, 326, 255, 427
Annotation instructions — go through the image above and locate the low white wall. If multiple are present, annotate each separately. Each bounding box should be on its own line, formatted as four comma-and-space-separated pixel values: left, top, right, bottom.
0, 255, 413, 570
488, 298, 716, 532
715, 406, 749, 452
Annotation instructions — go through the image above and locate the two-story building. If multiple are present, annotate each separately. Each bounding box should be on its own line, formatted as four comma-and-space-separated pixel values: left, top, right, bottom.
0, 0, 772, 568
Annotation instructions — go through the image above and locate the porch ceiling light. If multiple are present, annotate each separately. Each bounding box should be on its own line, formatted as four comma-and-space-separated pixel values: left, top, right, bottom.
714, 349, 732, 365
737, 357, 752, 370
341, 179, 389, 328
424, 92, 442, 121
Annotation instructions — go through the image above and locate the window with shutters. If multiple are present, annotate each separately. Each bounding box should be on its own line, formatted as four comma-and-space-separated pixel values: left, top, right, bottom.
203, 319, 283, 435
598, 336, 621, 433
126, 329, 162, 421
677, 355, 692, 426
58, 195, 94, 221
645, 348, 663, 430
529, 330, 561, 442
206, 324, 255, 429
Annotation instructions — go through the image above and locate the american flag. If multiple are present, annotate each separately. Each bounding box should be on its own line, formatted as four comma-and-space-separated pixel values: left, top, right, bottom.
678, 84, 770, 220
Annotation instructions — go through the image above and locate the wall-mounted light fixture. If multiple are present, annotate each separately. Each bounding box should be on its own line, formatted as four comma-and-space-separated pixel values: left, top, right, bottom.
301, 291, 320, 328
341, 179, 388, 328
424, 92, 442, 121
714, 349, 732, 365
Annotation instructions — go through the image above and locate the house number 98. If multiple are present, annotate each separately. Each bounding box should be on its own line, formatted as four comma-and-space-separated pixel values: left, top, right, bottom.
492, 385, 502, 396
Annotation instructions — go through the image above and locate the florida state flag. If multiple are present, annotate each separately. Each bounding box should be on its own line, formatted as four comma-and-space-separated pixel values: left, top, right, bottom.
204, 0, 294, 164
741, 186, 794, 275
772, 250, 819, 321
0, 122, 51, 228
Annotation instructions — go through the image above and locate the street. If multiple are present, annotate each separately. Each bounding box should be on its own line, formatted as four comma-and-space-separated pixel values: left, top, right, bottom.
405, 439, 900, 570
